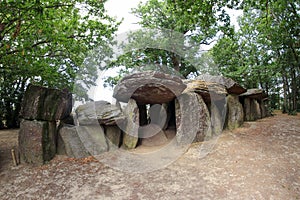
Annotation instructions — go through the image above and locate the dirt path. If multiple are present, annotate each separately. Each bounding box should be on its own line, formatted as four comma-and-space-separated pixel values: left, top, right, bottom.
0, 113, 299, 199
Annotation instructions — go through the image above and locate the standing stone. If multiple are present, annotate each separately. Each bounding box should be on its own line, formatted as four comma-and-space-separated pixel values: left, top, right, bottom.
194, 94, 212, 142
252, 99, 262, 120
19, 84, 72, 121
104, 125, 122, 150
19, 120, 57, 165
243, 98, 262, 121
226, 94, 244, 130
57, 125, 89, 158
210, 101, 226, 136
149, 104, 168, 129
243, 98, 253, 121
175, 92, 200, 145
122, 99, 139, 149
113, 71, 186, 104
76, 126, 108, 155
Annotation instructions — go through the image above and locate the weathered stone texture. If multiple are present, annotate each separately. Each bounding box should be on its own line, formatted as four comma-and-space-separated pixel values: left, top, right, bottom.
196, 74, 246, 95
75, 101, 125, 126
176, 92, 204, 145
104, 125, 122, 150
113, 71, 186, 104
20, 84, 72, 121
210, 101, 226, 136
226, 95, 244, 130
76, 125, 108, 156
194, 94, 212, 142
239, 88, 268, 100
57, 125, 89, 158
122, 99, 139, 149
19, 120, 57, 165
183, 80, 227, 103
243, 98, 262, 121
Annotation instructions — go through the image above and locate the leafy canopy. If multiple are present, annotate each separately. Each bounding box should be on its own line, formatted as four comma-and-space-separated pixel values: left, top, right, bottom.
104, 0, 238, 86
0, 0, 120, 128
212, 0, 300, 112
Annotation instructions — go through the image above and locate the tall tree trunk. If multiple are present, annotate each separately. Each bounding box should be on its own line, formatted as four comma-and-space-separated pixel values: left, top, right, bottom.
282, 70, 288, 113
12, 78, 27, 128
291, 67, 297, 112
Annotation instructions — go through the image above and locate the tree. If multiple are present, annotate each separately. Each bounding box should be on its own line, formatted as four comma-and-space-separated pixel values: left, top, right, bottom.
212, 0, 299, 113
0, 0, 119, 128
104, 0, 238, 84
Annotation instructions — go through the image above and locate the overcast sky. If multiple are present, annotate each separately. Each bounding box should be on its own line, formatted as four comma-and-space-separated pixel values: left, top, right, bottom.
87, 0, 147, 103
105, 0, 147, 33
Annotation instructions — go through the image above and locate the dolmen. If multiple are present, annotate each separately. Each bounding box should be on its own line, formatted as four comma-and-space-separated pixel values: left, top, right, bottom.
239, 88, 269, 120
18, 71, 271, 165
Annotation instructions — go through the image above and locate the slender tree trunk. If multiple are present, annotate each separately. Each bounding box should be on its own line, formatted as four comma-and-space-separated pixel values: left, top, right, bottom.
12, 79, 27, 128
291, 67, 297, 112
282, 71, 288, 113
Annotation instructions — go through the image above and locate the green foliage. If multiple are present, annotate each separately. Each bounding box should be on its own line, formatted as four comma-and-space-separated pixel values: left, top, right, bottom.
0, 0, 120, 128
211, 0, 299, 113
105, 0, 238, 84
133, 0, 234, 43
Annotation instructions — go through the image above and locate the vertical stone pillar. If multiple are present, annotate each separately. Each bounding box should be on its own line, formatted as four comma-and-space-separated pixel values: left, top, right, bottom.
243, 98, 252, 121
176, 93, 197, 145
226, 94, 244, 130
210, 101, 225, 136
250, 99, 262, 120
194, 94, 212, 142
122, 99, 139, 149
19, 120, 57, 165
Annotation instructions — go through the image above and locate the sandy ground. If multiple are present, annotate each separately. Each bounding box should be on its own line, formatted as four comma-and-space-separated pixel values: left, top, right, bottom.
0, 112, 299, 200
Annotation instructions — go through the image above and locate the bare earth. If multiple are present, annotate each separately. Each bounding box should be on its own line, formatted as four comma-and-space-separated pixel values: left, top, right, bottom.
0, 112, 299, 200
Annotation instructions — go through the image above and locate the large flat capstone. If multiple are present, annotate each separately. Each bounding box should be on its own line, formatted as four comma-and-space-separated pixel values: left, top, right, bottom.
183, 80, 227, 103
196, 74, 246, 95
239, 88, 268, 100
113, 71, 186, 104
